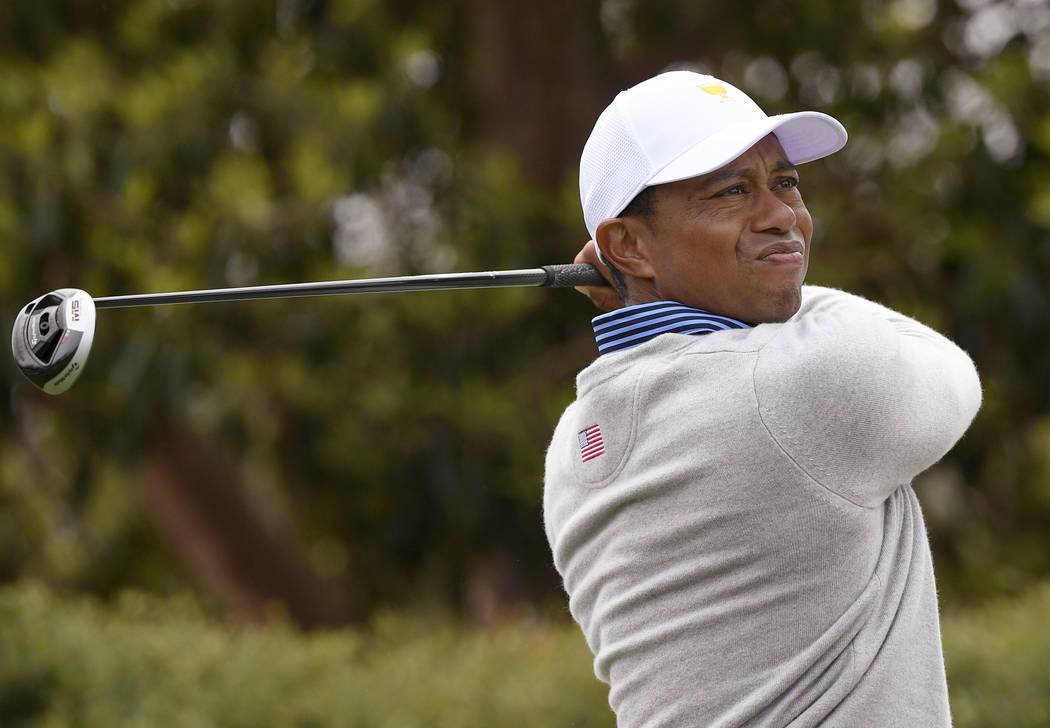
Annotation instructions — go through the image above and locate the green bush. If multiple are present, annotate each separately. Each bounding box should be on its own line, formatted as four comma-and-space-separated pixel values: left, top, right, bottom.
0, 582, 612, 727
0, 579, 1047, 727
943, 580, 1050, 728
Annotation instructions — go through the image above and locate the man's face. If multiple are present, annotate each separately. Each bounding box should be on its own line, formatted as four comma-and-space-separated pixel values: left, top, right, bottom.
637, 134, 813, 324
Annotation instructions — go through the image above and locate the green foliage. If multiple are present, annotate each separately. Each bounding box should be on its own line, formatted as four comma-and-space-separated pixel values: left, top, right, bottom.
0, 580, 1048, 727
943, 580, 1050, 727
0, 0, 1048, 621
0, 582, 613, 727
0, 0, 594, 609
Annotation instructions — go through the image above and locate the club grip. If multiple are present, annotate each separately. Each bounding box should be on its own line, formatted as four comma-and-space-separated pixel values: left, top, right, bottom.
540, 264, 609, 288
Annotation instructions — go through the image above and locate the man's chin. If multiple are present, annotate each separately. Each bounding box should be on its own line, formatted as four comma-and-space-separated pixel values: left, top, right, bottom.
750, 285, 803, 324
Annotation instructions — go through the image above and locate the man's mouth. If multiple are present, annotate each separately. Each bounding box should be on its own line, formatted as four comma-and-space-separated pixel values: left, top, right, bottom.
757, 241, 805, 265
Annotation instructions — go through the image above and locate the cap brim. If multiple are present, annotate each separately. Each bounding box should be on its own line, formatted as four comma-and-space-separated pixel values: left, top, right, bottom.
648, 111, 847, 186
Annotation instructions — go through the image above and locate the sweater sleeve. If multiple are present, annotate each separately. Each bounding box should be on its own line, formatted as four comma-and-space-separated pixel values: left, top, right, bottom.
753, 286, 982, 508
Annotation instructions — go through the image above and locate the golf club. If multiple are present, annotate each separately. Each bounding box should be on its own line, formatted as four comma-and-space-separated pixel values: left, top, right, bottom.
12, 263, 607, 395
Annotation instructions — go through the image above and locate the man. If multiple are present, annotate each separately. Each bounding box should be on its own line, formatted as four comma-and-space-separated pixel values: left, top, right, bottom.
543, 71, 982, 727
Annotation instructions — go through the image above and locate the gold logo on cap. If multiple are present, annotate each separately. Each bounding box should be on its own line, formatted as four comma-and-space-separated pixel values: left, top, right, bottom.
699, 84, 733, 102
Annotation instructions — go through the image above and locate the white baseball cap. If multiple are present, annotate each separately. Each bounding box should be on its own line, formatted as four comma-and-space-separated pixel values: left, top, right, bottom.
580, 71, 848, 240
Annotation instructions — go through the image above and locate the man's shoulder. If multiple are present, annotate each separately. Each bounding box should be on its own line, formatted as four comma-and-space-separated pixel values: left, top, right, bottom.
567, 286, 893, 401
798, 284, 866, 310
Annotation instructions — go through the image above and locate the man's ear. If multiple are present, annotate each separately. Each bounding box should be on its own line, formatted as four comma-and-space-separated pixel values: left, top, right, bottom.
595, 217, 656, 281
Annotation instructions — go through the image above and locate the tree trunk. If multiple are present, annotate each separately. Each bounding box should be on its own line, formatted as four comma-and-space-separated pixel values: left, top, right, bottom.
139, 427, 353, 630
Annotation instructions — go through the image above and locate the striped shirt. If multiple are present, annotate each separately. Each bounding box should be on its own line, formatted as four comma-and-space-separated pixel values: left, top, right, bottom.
592, 301, 752, 355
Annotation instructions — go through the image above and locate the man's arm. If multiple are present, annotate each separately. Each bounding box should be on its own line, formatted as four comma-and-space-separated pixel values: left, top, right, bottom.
752, 287, 982, 508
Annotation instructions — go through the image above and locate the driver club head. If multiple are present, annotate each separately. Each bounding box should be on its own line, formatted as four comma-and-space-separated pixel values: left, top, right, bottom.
12, 288, 96, 394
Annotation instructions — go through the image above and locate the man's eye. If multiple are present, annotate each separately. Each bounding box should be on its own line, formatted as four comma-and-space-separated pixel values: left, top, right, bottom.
775, 177, 800, 190
718, 184, 747, 196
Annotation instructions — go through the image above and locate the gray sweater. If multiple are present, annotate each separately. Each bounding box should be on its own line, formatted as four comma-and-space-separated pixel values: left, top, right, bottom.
544, 286, 982, 727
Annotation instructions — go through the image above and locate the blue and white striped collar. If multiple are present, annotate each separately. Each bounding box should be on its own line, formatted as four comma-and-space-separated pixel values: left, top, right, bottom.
592, 301, 752, 356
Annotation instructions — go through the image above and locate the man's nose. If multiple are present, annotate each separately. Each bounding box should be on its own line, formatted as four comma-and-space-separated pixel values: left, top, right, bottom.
752, 187, 798, 233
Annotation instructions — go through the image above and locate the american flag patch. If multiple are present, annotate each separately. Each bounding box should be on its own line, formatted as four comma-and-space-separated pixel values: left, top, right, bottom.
578, 424, 605, 462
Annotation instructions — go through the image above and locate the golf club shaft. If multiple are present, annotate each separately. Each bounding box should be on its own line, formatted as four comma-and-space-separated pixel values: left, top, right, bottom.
92, 263, 607, 309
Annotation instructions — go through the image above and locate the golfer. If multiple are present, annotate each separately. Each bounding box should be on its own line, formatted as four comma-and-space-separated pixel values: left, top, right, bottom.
544, 71, 982, 727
